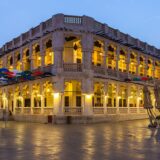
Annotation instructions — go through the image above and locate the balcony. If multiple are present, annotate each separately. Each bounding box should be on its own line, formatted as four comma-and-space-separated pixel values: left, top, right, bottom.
63, 63, 82, 72
93, 107, 104, 114
43, 107, 53, 115
106, 107, 117, 114
119, 107, 128, 114
23, 107, 31, 115
129, 107, 138, 114
15, 108, 22, 114
32, 108, 41, 114
107, 68, 117, 77
64, 107, 82, 115
92, 65, 106, 75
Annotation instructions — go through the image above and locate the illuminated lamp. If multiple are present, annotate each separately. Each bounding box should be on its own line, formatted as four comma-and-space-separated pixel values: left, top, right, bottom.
86, 94, 92, 99
54, 93, 59, 98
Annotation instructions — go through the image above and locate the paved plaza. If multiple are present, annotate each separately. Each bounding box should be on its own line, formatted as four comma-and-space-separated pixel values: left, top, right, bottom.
0, 120, 160, 160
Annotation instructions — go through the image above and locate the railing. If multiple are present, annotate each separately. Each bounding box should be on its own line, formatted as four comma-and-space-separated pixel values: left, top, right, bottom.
139, 108, 147, 114
23, 107, 31, 114
93, 107, 104, 114
107, 68, 117, 77
64, 107, 82, 115
44, 108, 53, 115
15, 108, 22, 114
92, 66, 105, 75
119, 71, 128, 79
63, 63, 82, 72
119, 107, 128, 114
129, 107, 138, 114
107, 107, 117, 114
33, 108, 41, 114
64, 16, 82, 24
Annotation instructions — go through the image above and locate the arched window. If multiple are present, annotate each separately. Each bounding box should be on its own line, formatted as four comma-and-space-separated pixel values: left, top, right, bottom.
118, 49, 127, 72
129, 52, 137, 74
139, 56, 145, 76
106, 45, 116, 69
92, 41, 104, 66
64, 36, 82, 64
45, 40, 54, 65
43, 81, 54, 108
23, 49, 31, 71
33, 44, 41, 69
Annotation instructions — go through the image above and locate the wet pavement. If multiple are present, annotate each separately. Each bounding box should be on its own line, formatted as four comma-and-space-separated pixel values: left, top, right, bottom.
0, 120, 160, 160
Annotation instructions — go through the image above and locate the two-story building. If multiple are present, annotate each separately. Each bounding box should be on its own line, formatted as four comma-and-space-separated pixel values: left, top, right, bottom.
0, 14, 159, 123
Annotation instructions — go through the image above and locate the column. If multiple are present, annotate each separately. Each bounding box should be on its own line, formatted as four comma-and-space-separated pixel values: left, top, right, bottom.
152, 59, 155, 78
82, 78, 93, 116
20, 48, 23, 71
136, 54, 140, 76
127, 84, 130, 113
116, 83, 119, 113
104, 83, 108, 114
29, 44, 33, 70
116, 46, 120, 77
82, 33, 93, 70
40, 39, 45, 69
52, 31, 64, 72
144, 57, 148, 77
127, 49, 131, 77
41, 95, 44, 114
53, 78, 64, 116
13, 94, 16, 114
137, 86, 140, 113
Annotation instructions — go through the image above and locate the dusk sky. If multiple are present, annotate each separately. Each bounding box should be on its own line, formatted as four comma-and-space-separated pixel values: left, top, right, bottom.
0, 0, 160, 48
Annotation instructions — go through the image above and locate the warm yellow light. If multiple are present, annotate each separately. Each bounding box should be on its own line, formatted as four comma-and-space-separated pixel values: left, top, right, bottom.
54, 93, 59, 98
47, 88, 50, 92
86, 94, 92, 99
49, 52, 52, 56
37, 94, 41, 97
118, 96, 121, 99
38, 57, 41, 60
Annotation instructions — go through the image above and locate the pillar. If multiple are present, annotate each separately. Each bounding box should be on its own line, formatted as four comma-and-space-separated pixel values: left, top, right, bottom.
127, 49, 131, 76
52, 31, 64, 72
116, 46, 120, 77
136, 55, 140, 76
82, 78, 93, 116
53, 78, 64, 115
82, 33, 93, 70
116, 83, 119, 113
29, 44, 33, 70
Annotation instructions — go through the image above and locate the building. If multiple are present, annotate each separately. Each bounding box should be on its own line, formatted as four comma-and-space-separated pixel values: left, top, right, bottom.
0, 14, 159, 123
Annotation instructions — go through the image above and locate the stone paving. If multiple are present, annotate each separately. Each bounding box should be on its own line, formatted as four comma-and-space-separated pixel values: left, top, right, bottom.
0, 120, 160, 160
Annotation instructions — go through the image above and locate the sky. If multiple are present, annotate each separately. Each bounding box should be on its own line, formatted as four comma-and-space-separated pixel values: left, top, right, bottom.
0, 0, 160, 48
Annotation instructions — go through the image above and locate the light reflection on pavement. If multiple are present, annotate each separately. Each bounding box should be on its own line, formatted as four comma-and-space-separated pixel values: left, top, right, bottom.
0, 120, 160, 160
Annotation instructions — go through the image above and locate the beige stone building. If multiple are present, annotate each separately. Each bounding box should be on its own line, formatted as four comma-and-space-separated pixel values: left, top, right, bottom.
0, 14, 159, 123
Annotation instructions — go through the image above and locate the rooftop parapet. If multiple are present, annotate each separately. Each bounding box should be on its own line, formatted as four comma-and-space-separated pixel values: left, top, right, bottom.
0, 13, 160, 58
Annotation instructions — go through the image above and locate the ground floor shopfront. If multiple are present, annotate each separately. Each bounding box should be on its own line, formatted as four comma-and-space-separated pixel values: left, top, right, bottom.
0, 76, 155, 123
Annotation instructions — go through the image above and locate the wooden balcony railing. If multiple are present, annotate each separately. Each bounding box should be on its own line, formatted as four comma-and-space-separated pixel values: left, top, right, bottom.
64, 107, 82, 115
15, 108, 22, 114
107, 107, 117, 114
23, 107, 31, 115
119, 107, 128, 114
33, 108, 41, 114
107, 68, 117, 77
129, 107, 138, 114
63, 63, 82, 72
93, 107, 104, 114
44, 108, 53, 115
139, 108, 147, 114
92, 66, 106, 75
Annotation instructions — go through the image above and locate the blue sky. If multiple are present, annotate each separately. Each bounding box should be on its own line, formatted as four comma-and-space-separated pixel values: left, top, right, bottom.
0, 0, 160, 48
